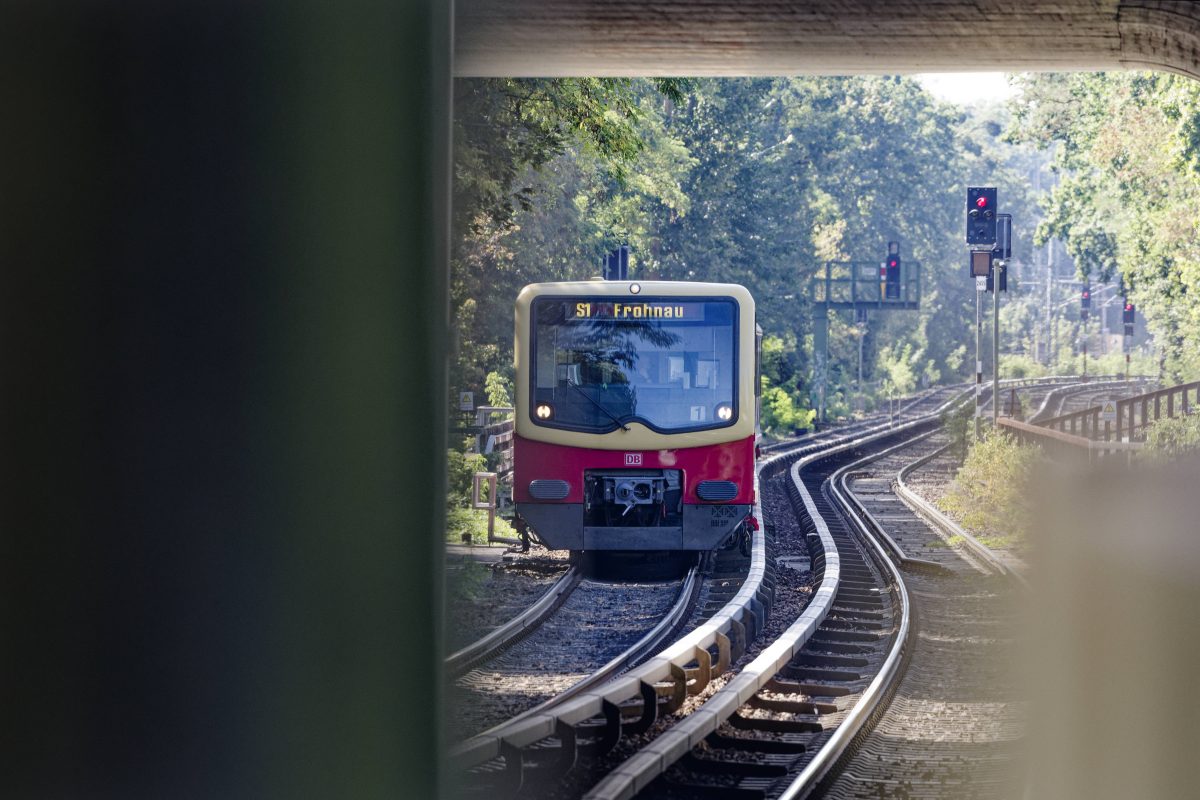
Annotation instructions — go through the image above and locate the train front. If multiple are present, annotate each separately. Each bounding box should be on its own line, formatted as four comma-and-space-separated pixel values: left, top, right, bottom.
513, 281, 757, 551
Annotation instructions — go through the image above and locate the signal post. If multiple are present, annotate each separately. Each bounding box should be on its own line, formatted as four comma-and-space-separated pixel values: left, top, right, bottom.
965, 188, 1011, 441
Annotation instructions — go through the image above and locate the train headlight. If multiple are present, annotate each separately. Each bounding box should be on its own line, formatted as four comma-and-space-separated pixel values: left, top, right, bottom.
535, 403, 554, 420
716, 403, 734, 421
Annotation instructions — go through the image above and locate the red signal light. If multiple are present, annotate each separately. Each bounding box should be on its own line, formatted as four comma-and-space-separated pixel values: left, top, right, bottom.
1082, 291, 1090, 299
1125, 303, 1133, 311
975, 196, 988, 208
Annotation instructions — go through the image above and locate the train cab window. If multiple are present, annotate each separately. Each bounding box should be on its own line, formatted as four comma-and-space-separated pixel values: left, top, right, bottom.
531, 296, 738, 433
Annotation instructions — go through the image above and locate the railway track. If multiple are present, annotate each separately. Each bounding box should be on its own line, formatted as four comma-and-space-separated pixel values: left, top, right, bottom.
447, 377, 1086, 800
1028, 376, 1152, 423
577, 385, 971, 799
812, 431, 1028, 800
448, 568, 701, 742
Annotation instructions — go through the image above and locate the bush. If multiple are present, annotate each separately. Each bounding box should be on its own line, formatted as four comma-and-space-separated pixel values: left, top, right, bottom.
1141, 412, 1200, 462
940, 402, 973, 460
447, 448, 486, 506
1000, 354, 1048, 380
761, 384, 815, 435
938, 431, 1041, 548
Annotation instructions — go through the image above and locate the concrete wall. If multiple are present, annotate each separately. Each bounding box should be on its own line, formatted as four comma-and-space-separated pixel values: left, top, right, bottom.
457, 0, 1200, 78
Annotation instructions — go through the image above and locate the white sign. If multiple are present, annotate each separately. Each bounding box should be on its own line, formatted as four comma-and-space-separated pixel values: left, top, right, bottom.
624, 453, 642, 466
975, 276, 987, 291
1100, 400, 1117, 423
459, 391, 474, 411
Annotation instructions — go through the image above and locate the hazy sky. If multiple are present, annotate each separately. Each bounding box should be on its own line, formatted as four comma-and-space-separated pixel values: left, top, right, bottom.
915, 72, 1019, 105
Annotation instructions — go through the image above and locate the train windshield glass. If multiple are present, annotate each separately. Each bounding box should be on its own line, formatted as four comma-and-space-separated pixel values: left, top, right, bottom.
532, 297, 737, 432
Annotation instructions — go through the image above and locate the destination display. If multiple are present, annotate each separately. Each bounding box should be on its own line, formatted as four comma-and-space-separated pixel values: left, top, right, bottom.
569, 300, 707, 320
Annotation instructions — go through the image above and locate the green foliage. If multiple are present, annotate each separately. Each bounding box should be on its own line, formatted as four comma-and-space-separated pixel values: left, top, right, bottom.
485, 371, 513, 407
446, 448, 486, 507
1141, 413, 1200, 463
446, 506, 517, 545
761, 380, 815, 435
940, 402, 974, 459
877, 342, 919, 397
938, 431, 1041, 548
452, 76, 1030, 417
1000, 354, 1048, 380
1008, 72, 1200, 384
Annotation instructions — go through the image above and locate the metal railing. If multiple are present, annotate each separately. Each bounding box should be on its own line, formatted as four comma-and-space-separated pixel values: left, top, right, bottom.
1038, 380, 1197, 442
998, 417, 1143, 463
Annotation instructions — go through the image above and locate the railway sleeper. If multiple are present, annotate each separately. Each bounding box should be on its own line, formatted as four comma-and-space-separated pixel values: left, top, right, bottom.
764, 677, 852, 697
682, 752, 791, 778
780, 665, 863, 683
819, 616, 887, 631
728, 711, 823, 734
807, 639, 874, 655
806, 628, 883, 644
830, 601, 885, 616
748, 695, 839, 715
654, 778, 767, 800
706, 731, 807, 754
792, 653, 870, 669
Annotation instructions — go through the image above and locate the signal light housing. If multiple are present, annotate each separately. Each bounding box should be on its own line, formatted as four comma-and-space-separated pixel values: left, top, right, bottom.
884, 243, 901, 299
966, 187, 998, 245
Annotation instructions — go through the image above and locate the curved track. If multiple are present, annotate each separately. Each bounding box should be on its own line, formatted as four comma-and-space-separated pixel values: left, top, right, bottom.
806, 434, 1027, 800
448, 378, 1086, 800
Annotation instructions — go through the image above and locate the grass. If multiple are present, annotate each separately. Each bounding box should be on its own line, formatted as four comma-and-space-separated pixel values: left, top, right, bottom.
445, 505, 518, 545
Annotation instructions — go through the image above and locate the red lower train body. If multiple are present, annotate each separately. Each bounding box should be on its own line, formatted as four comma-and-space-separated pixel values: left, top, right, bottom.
514, 434, 755, 551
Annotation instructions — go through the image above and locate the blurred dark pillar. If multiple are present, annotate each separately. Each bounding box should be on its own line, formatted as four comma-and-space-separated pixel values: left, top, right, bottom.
1, 1, 449, 797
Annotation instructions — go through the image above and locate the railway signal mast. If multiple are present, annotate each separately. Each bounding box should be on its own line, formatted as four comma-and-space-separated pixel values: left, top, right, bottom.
965, 187, 1007, 441
809, 241, 920, 422
1080, 285, 1091, 379
1123, 300, 1136, 382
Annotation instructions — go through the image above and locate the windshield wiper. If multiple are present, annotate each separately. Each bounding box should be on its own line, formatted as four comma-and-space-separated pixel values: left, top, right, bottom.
566, 377, 631, 431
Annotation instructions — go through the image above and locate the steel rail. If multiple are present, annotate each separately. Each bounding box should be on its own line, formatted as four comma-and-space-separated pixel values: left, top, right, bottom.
774, 435, 919, 800
444, 566, 583, 675
466, 564, 702, 738
1028, 376, 1150, 424
894, 441, 1029, 585
448, 470, 770, 771
834, 431, 948, 574
585, 392, 975, 800
454, 378, 1065, 794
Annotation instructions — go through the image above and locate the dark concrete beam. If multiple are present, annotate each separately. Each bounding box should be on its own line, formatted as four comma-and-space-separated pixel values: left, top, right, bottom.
456, 0, 1200, 79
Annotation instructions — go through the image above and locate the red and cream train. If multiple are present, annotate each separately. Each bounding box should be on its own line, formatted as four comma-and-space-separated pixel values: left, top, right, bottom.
512, 280, 759, 551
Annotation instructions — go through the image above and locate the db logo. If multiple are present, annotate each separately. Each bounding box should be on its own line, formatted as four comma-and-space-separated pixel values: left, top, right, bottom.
624, 453, 643, 466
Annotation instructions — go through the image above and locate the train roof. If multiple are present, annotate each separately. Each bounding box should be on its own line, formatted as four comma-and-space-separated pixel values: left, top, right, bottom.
516, 280, 754, 305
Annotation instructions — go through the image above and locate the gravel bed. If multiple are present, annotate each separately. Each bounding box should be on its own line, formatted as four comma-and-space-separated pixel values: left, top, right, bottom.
447, 576, 687, 742
443, 546, 571, 653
